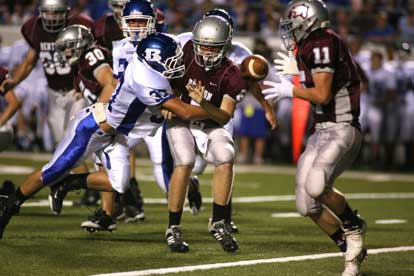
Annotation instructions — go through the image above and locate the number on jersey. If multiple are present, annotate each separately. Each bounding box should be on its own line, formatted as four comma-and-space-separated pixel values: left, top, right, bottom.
85, 49, 105, 66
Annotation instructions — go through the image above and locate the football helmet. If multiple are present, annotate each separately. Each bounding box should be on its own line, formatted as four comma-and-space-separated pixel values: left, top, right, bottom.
204, 8, 234, 34
38, 0, 69, 33
55, 24, 94, 65
280, 0, 330, 50
121, 0, 156, 42
136, 33, 185, 79
108, 0, 128, 24
192, 16, 232, 70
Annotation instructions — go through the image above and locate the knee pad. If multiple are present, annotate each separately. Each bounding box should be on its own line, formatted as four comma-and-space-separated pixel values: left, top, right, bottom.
172, 149, 195, 167
305, 167, 326, 199
206, 129, 235, 166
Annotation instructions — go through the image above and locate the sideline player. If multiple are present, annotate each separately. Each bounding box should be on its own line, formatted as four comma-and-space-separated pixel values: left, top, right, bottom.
262, 1, 366, 275
0, 33, 214, 239
0, 0, 93, 148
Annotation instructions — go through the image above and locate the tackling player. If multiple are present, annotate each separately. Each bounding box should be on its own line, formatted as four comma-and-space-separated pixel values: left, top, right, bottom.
0, 33, 212, 239
262, 1, 366, 275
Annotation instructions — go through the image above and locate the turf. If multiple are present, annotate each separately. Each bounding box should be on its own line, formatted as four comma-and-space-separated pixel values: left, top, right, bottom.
0, 155, 413, 276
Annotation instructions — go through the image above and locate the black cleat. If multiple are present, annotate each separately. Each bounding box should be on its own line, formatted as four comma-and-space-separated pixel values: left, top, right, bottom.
224, 221, 239, 233
187, 176, 202, 215
124, 205, 145, 223
0, 180, 15, 196
81, 208, 117, 233
165, 225, 189, 253
0, 195, 20, 239
48, 183, 68, 215
76, 190, 100, 206
208, 219, 239, 252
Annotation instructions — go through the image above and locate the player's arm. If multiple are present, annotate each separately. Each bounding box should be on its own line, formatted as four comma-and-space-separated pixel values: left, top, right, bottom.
0, 91, 22, 126
251, 81, 278, 129
186, 80, 234, 125
1, 48, 39, 92
95, 65, 117, 103
161, 97, 209, 121
292, 72, 333, 105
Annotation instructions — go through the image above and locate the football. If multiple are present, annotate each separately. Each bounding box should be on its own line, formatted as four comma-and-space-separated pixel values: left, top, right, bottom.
240, 54, 269, 81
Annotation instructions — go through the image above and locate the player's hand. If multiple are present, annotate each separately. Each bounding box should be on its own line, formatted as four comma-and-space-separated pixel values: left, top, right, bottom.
262, 75, 294, 103
160, 108, 176, 120
0, 78, 15, 94
236, 88, 248, 102
265, 110, 278, 130
186, 81, 205, 104
274, 51, 299, 76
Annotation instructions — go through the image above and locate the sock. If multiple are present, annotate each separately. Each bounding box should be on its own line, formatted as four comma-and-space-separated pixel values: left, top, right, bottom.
224, 199, 232, 223
330, 228, 347, 252
14, 187, 31, 206
169, 210, 182, 227
338, 203, 360, 230
212, 202, 226, 222
64, 173, 89, 191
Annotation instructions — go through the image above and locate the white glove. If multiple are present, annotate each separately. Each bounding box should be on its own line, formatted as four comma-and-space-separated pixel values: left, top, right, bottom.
262, 75, 294, 103
274, 51, 299, 76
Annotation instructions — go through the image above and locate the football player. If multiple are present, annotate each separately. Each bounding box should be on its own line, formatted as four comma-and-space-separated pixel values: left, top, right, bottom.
0, 33, 211, 239
175, 8, 277, 230
0, 0, 93, 148
164, 16, 248, 253
0, 67, 22, 151
262, 1, 367, 276
52, 24, 118, 231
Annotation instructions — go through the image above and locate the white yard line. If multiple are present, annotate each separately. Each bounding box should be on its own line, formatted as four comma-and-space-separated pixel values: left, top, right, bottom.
88, 246, 414, 276
21, 192, 414, 207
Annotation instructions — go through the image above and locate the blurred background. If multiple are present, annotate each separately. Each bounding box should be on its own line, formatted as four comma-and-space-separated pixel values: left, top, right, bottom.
1, 0, 414, 171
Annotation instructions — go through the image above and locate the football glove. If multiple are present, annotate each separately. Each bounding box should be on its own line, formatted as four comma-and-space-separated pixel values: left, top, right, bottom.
262, 75, 294, 103
274, 51, 299, 76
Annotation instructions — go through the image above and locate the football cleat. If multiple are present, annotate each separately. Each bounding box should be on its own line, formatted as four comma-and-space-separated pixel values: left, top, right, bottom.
187, 176, 202, 215
0, 180, 15, 196
343, 213, 366, 262
48, 182, 69, 215
81, 208, 117, 233
342, 248, 367, 276
224, 220, 239, 233
208, 219, 239, 252
123, 205, 145, 223
165, 225, 189, 253
0, 195, 20, 239
76, 190, 100, 206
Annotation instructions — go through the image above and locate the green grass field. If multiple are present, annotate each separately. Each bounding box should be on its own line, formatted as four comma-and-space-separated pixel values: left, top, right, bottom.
0, 153, 413, 276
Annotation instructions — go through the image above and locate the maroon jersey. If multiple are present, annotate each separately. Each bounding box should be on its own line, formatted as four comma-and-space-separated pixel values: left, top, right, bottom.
0, 67, 8, 84
21, 14, 94, 91
92, 13, 124, 51
179, 41, 248, 127
297, 28, 361, 129
75, 45, 112, 105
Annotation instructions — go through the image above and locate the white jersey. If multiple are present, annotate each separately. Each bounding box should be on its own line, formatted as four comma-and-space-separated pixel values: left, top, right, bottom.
106, 54, 174, 140
365, 66, 396, 103
112, 37, 137, 79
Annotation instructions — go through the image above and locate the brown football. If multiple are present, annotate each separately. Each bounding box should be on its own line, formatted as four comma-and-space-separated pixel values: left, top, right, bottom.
240, 54, 269, 81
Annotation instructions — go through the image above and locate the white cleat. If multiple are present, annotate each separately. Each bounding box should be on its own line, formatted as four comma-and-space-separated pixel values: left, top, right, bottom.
342, 248, 367, 276
344, 217, 366, 262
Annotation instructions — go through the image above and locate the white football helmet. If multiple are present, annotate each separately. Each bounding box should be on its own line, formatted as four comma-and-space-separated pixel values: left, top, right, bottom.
280, 0, 330, 50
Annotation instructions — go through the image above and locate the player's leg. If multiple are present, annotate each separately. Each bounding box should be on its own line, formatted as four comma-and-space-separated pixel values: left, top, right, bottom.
304, 125, 366, 275
81, 138, 130, 232
205, 128, 238, 252
165, 119, 195, 252
1, 109, 102, 238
